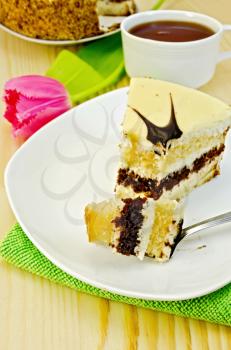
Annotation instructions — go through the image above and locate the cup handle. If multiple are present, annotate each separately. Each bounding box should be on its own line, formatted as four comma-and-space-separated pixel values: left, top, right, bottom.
218, 25, 231, 62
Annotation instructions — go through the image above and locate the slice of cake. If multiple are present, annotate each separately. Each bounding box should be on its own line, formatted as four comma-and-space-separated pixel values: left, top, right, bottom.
85, 197, 184, 261
116, 78, 231, 201
97, 0, 136, 16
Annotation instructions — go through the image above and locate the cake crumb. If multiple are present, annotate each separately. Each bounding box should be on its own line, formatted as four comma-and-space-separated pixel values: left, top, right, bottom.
197, 245, 207, 250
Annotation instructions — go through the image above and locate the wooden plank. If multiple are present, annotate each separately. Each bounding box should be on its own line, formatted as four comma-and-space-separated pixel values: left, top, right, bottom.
0, 0, 231, 348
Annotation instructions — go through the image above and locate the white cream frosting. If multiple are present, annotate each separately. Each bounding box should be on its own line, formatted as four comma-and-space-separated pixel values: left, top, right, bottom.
121, 139, 223, 180
123, 78, 231, 142
134, 199, 155, 260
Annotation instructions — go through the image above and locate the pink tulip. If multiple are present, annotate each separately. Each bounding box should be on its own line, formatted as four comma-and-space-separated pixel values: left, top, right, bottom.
4, 75, 71, 139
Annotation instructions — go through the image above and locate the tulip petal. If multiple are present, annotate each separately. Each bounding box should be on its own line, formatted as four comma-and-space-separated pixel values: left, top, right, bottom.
3, 75, 71, 139
5, 75, 68, 99
4, 89, 21, 125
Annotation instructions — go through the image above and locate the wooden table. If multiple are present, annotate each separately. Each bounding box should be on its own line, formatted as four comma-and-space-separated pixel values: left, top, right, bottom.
0, 0, 231, 348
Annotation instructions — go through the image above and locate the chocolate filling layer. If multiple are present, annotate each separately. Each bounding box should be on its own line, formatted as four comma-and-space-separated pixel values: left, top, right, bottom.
117, 145, 224, 200
112, 197, 147, 256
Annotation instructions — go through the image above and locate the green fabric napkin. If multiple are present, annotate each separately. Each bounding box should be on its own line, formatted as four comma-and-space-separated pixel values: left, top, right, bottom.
0, 224, 230, 326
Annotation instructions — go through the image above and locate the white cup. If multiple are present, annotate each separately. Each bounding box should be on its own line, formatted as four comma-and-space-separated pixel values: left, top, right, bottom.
121, 10, 231, 88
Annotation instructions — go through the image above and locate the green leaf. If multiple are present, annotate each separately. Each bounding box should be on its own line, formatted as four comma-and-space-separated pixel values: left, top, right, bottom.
152, 0, 167, 10
46, 33, 124, 104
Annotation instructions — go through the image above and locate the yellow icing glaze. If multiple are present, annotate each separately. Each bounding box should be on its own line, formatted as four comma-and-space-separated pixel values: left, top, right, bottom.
123, 78, 231, 140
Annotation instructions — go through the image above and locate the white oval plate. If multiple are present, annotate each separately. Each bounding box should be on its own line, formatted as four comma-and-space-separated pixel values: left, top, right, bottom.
5, 88, 231, 300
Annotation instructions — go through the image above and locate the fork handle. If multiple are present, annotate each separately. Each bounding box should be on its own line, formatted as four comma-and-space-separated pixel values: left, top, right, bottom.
183, 211, 231, 237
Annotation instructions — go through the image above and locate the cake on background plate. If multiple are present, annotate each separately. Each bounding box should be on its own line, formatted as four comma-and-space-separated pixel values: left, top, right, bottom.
85, 197, 184, 261
97, 0, 135, 16
0, 0, 135, 40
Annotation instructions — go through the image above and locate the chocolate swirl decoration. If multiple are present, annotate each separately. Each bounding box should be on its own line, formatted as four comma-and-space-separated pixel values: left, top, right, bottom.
129, 94, 182, 147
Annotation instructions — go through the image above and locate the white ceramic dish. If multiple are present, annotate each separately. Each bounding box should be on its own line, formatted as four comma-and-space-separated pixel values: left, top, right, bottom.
5, 87, 231, 301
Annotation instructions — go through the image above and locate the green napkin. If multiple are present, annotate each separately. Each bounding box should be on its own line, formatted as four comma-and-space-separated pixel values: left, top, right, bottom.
47, 33, 125, 104
0, 224, 230, 326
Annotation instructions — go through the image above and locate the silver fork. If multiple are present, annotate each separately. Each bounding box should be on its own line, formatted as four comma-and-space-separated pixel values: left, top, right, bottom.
171, 211, 231, 256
